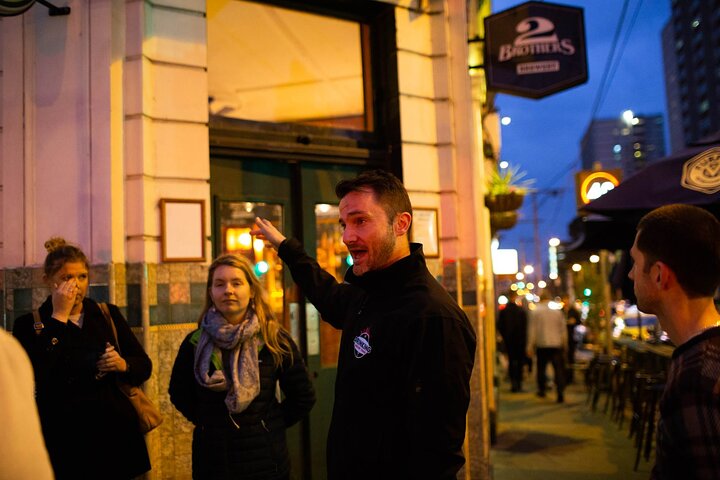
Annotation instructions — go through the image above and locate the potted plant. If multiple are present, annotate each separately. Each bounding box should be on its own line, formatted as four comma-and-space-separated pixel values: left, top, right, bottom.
485, 164, 535, 231
485, 164, 535, 213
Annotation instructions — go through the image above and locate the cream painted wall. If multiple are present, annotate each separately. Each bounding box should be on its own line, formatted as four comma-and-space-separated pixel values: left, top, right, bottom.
1, 2, 96, 267
0, 0, 210, 268
124, 0, 209, 264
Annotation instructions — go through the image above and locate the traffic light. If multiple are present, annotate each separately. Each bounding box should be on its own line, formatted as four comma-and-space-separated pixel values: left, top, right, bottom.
583, 288, 592, 297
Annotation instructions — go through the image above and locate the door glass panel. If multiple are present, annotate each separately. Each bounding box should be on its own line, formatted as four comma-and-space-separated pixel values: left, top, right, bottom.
207, 0, 371, 131
314, 203, 350, 367
218, 201, 285, 321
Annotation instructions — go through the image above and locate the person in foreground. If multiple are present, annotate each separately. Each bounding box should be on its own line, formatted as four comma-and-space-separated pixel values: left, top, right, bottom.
12, 237, 152, 479
169, 254, 315, 480
627, 204, 720, 480
252, 169, 477, 479
0, 329, 54, 479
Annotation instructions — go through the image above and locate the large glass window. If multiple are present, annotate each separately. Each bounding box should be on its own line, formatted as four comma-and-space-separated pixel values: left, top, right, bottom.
314, 204, 350, 366
208, 0, 372, 131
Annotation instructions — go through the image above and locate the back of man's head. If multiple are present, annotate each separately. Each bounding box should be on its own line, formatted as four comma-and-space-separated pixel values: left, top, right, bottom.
335, 169, 412, 226
636, 204, 720, 298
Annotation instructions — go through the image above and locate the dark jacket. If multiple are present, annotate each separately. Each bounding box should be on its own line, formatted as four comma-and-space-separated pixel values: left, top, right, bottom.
13, 297, 152, 480
497, 302, 528, 356
168, 329, 315, 480
279, 238, 476, 479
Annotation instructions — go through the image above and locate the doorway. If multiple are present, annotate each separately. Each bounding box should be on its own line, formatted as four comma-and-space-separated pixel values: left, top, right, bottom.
210, 157, 360, 479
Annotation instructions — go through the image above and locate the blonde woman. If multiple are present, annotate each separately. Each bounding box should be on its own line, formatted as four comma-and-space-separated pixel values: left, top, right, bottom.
169, 254, 315, 479
12, 237, 152, 479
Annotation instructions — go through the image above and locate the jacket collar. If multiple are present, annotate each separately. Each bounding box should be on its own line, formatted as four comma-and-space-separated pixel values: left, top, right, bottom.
344, 242, 427, 292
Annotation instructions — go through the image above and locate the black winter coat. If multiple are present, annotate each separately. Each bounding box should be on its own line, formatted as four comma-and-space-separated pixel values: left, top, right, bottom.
169, 329, 315, 480
279, 239, 476, 480
13, 297, 152, 480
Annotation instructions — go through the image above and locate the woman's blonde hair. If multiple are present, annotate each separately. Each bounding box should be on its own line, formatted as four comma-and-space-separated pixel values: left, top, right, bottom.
200, 254, 293, 366
43, 237, 89, 277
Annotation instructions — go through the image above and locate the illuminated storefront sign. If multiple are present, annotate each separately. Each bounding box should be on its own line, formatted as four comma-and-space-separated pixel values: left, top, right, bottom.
575, 170, 622, 207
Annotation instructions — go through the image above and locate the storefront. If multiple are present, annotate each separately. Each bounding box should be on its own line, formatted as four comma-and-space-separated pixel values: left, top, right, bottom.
0, 0, 497, 477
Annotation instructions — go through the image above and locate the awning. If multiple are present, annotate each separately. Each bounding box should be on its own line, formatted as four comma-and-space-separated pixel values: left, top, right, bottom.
564, 143, 720, 253
582, 144, 720, 219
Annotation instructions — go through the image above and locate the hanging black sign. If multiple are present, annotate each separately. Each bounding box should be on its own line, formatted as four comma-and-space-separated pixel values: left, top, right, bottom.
484, 1, 587, 99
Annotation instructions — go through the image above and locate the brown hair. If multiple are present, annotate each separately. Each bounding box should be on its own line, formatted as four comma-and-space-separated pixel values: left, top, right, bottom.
335, 169, 412, 227
636, 204, 720, 298
43, 237, 89, 277
199, 254, 293, 366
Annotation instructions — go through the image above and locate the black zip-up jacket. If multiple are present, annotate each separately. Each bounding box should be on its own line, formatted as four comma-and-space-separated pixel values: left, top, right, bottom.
13, 298, 152, 479
279, 238, 476, 479
169, 329, 315, 479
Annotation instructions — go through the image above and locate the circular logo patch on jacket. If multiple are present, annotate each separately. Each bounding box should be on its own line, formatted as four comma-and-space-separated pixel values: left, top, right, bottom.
353, 328, 372, 358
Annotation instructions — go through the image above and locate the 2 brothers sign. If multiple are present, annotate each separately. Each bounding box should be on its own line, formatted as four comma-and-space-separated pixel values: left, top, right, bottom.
484, 1, 587, 99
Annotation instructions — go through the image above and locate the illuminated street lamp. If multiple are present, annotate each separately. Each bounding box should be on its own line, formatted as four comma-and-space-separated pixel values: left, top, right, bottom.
537, 280, 547, 289
589, 254, 600, 263
515, 272, 525, 280
523, 265, 534, 275
548, 237, 560, 247
572, 263, 582, 272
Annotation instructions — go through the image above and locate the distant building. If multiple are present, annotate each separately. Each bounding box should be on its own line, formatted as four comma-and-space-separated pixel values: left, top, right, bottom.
661, 1, 720, 150
661, 21, 685, 153
580, 114, 666, 177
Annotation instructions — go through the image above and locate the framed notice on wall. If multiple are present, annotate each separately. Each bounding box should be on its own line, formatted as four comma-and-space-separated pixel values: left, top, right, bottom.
160, 199, 206, 262
411, 208, 439, 258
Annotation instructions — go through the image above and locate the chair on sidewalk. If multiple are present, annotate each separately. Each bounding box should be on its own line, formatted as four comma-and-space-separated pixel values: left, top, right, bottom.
632, 374, 666, 471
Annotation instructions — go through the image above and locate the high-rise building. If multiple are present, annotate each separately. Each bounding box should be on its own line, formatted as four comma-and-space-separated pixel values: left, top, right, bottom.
661, 0, 720, 150
580, 113, 667, 177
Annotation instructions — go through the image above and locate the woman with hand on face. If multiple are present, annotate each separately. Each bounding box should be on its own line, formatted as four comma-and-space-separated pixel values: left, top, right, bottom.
12, 237, 152, 479
169, 254, 315, 480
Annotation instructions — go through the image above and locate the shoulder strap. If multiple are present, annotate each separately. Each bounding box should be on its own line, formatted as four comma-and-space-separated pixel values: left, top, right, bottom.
32, 310, 44, 336
98, 302, 121, 355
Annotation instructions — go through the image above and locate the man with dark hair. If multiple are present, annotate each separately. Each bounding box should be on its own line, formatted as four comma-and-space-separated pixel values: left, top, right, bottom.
252, 169, 476, 479
628, 204, 720, 480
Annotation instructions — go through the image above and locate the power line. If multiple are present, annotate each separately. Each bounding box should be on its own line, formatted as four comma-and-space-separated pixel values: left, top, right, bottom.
595, 0, 645, 113
588, 0, 631, 122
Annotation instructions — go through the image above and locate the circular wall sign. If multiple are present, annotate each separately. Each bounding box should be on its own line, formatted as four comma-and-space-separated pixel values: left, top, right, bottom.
580, 171, 620, 204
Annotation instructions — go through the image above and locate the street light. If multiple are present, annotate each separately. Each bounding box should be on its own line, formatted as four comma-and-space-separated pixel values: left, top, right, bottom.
548, 237, 560, 247
572, 263, 582, 272
523, 265, 534, 275
589, 254, 600, 263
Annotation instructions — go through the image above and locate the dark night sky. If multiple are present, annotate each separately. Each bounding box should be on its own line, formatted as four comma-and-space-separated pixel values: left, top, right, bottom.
490, 0, 671, 271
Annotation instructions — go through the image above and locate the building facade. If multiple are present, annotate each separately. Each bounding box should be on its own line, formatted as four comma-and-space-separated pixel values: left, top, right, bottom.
662, 0, 720, 148
0, 0, 498, 478
580, 113, 666, 177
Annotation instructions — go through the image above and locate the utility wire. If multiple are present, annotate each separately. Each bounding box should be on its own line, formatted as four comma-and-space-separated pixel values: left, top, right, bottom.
588, 0, 631, 122
595, 0, 645, 114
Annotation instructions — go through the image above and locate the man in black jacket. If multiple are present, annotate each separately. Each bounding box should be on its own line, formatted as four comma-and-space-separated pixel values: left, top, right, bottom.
252, 169, 476, 479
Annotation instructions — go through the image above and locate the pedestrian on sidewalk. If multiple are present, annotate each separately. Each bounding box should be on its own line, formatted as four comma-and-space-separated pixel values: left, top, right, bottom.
563, 296, 581, 384
527, 291, 567, 403
498, 290, 528, 392
628, 204, 720, 480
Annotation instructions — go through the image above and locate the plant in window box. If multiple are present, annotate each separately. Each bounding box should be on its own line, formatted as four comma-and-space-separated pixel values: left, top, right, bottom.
485, 164, 535, 213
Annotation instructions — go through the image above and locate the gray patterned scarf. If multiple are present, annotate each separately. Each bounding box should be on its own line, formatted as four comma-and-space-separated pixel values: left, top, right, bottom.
194, 307, 261, 414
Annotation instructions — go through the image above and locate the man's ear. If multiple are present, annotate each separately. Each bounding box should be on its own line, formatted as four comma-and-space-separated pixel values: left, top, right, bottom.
394, 212, 412, 237
655, 261, 676, 290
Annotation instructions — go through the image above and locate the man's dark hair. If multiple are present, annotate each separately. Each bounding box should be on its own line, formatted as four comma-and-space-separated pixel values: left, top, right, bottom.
636, 204, 720, 298
335, 169, 413, 226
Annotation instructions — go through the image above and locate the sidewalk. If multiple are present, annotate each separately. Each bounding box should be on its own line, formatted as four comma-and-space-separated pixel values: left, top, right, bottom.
490, 374, 653, 480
